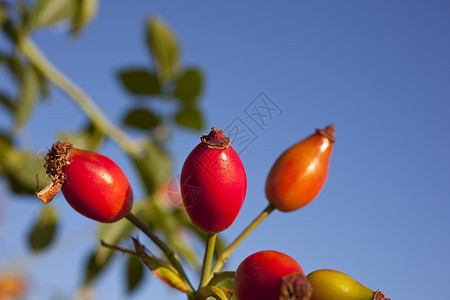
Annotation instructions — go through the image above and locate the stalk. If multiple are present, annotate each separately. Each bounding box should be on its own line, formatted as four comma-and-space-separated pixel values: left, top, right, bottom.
210, 203, 276, 278
17, 36, 140, 155
125, 213, 194, 292
198, 233, 216, 288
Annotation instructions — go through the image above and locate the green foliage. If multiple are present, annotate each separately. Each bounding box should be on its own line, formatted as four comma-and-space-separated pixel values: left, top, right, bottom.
131, 141, 172, 196
147, 18, 179, 80
126, 255, 145, 293
28, 0, 75, 30
72, 0, 98, 37
27, 0, 98, 36
123, 108, 161, 130
58, 122, 104, 150
0, 134, 50, 194
13, 64, 39, 133
174, 68, 203, 105
175, 106, 203, 130
1, 5, 214, 298
84, 250, 113, 284
118, 68, 161, 95
118, 17, 205, 133
27, 205, 59, 252
133, 238, 190, 293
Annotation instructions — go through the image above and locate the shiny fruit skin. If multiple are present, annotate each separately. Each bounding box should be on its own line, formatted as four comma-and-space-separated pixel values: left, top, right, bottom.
307, 269, 375, 300
234, 250, 304, 300
61, 148, 133, 223
180, 130, 247, 233
265, 125, 335, 212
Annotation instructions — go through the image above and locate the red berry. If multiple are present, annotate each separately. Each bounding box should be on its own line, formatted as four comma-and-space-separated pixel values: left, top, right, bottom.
265, 125, 335, 212
37, 141, 133, 223
234, 250, 306, 300
180, 127, 247, 233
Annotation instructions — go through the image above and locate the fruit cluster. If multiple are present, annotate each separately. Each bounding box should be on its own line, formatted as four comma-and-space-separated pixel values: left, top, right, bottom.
37, 125, 390, 300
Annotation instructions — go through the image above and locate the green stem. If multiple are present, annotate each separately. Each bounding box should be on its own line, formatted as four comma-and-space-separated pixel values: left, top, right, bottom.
199, 233, 216, 288
207, 271, 235, 287
17, 36, 140, 155
125, 213, 194, 292
210, 203, 276, 278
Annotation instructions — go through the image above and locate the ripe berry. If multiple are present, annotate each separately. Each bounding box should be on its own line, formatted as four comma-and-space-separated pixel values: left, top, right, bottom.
265, 125, 335, 212
37, 141, 133, 223
180, 127, 247, 233
234, 250, 309, 300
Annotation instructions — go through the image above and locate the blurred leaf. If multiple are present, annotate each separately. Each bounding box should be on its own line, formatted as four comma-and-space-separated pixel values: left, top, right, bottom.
59, 122, 104, 150
4, 55, 22, 81
84, 250, 113, 284
96, 217, 134, 266
132, 238, 190, 293
1, 18, 19, 43
13, 65, 39, 133
171, 231, 200, 270
147, 17, 179, 80
175, 106, 203, 130
0, 5, 6, 26
217, 279, 237, 300
27, 205, 58, 252
126, 255, 145, 293
131, 141, 171, 196
29, 0, 75, 30
0, 138, 50, 194
0, 92, 14, 112
32, 65, 51, 99
174, 68, 202, 105
118, 68, 161, 95
123, 108, 160, 130
72, 0, 98, 37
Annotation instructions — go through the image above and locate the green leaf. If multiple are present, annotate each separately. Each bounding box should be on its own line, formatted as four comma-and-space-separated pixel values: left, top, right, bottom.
118, 68, 161, 95
197, 286, 233, 300
32, 65, 51, 99
27, 205, 59, 252
58, 122, 104, 151
132, 238, 190, 293
131, 141, 171, 196
5, 55, 23, 82
0, 5, 6, 27
0, 139, 50, 195
96, 217, 134, 266
216, 279, 237, 300
84, 250, 113, 283
0, 92, 14, 112
123, 108, 160, 130
126, 255, 145, 293
2, 15, 19, 43
175, 106, 203, 130
13, 65, 39, 133
174, 68, 203, 105
72, 0, 98, 37
147, 17, 179, 80
29, 0, 75, 30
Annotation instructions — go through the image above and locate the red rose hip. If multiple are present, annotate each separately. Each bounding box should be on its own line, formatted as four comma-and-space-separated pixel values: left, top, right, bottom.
234, 250, 309, 300
180, 127, 247, 233
37, 141, 133, 223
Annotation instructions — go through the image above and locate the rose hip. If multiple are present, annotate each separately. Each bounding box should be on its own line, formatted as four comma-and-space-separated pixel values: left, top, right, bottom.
37, 141, 133, 223
180, 127, 247, 233
234, 250, 309, 300
265, 125, 335, 212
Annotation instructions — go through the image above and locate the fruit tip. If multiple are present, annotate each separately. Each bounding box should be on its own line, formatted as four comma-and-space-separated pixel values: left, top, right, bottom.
316, 124, 335, 143
200, 127, 231, 149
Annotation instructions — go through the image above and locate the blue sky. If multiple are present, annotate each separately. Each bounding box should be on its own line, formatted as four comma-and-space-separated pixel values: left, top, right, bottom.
1, 1, 450, 299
